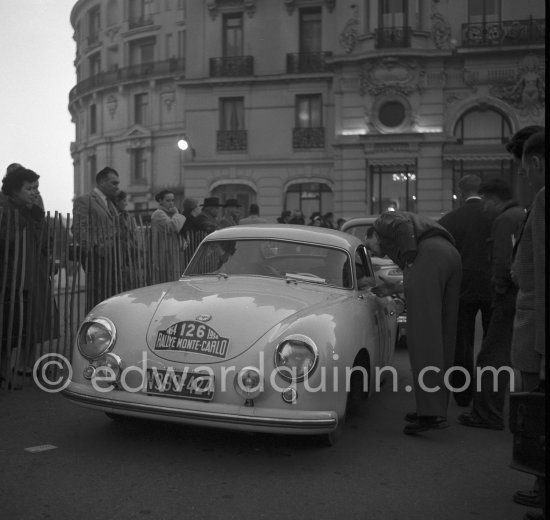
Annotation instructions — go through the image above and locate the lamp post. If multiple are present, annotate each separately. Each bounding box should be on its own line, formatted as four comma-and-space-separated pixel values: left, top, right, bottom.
177, 136, 194, 207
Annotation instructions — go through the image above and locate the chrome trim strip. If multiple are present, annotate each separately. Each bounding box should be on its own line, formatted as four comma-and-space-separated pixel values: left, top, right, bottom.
62, 389, 336, 430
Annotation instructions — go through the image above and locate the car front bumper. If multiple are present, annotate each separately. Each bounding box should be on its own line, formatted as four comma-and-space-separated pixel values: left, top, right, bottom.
62, 383, 338, 435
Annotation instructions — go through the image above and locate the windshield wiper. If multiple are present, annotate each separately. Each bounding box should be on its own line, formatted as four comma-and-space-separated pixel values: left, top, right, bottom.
284, 272, 326, 284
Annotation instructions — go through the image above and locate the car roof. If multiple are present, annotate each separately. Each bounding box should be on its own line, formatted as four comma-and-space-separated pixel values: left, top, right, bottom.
341, 216, 379, 231
205, 224, 363, 251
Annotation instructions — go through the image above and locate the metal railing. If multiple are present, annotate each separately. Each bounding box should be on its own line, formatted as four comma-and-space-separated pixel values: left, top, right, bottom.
286, 52, 333, 74
129, 15, 154, 29
209, 56, 254, 77
0, 208, 206, 390
374, 26, 411, 48
216, 130, 248, 152
461, 18, 545, 47
292, 127, 325, 149
69, 58, 186, 100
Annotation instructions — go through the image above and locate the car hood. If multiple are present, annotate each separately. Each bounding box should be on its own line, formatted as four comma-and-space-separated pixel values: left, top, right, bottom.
146, 276, 346, 364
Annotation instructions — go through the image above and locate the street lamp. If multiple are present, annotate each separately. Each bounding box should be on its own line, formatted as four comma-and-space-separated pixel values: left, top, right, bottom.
177, 137, 189, 151
177, 136, 195, 204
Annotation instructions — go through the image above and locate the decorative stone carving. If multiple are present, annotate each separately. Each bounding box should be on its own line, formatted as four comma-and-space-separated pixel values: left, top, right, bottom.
445, 91, 470, 106
490, 54, 545, 117
430, 0, 451, 49
104, 25, 120, 43
161, 90, 175, 111
207, 0, 256, 20
284, 0, 335, 15
360, 57, 425, 97
463, 69, 480, 90
339, 4, 359, 54
106, 95, 118, 118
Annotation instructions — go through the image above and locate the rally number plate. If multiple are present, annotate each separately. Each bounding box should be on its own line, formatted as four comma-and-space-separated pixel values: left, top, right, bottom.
145, 369, 214, 401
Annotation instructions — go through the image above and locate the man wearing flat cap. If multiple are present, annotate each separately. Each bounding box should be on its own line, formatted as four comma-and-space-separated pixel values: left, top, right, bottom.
219, 198, 241, 228
195, 197, 222, 234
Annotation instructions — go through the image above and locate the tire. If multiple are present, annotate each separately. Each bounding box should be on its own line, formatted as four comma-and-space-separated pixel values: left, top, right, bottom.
317, 353, 370, 447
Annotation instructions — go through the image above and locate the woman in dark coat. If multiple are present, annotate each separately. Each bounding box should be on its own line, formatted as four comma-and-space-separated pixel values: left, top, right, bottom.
0, 167, 58, 384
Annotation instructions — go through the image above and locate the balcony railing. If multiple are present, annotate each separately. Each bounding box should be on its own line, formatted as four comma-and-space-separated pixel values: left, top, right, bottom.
129, 16, 154, 29
209, 56, 254, 77
286, 52, 333, 74
217, 130, 247, 152
69, 58, 186, 100
375, 26, 411, 48
461, 18, 545, 47
292, 127, 325, 149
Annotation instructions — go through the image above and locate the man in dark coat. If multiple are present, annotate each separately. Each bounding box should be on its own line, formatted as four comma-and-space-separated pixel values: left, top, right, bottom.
439, 174, 496, 406
510, 131, 546, 518
195, 197, 222, 234
366, 211, 462, 434
219, 199, 241, 228
457, 178, 524, 430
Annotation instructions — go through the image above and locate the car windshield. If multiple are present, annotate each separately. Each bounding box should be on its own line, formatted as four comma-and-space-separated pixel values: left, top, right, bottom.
184, 239, 353, 288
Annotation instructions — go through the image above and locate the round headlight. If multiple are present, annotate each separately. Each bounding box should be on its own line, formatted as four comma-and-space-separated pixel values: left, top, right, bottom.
77, 318, 116, 360
274, 335, 318, 382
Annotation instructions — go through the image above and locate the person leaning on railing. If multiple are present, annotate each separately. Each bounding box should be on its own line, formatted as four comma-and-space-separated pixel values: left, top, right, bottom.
72, 166, 121, 311
150, 189, 186, 284
0, 166, 58, 385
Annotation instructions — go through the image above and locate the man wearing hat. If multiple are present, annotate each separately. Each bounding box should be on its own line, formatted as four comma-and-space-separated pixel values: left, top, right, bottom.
195, 197, 222, 234
219, 198, 241, 228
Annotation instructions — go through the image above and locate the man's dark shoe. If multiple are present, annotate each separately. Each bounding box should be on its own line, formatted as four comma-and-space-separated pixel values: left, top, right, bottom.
523, 512, 544, 520
453, 394, 472, 407
404, 412, 418, 423
457, 412, 504, 430
513, 489, 541, 508
403, 416, 448, 435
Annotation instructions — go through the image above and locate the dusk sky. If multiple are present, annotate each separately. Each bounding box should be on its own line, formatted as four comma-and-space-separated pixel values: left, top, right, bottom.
1, 0, 75, 214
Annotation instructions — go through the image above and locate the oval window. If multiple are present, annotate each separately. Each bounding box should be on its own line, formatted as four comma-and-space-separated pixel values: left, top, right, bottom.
379, 101, 406, 128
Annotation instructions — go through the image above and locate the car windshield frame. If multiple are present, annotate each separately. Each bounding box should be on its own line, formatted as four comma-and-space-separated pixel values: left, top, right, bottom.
184, 238, 354, 289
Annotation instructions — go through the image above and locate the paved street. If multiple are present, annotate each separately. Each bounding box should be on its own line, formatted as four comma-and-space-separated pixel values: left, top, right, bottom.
0, 347, 536, 520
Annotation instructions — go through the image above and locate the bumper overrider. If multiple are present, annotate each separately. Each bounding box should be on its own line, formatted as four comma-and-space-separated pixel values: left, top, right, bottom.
61, 383, 338, 434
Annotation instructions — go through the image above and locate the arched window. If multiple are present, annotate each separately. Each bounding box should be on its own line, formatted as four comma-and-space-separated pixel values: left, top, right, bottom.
453, 107, 511, 145
284, 182, 333, 220
211, 183, 256, 217
448, 107, 521, 207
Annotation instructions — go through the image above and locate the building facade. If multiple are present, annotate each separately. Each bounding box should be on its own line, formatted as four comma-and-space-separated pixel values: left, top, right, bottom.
69, 0, 545, 220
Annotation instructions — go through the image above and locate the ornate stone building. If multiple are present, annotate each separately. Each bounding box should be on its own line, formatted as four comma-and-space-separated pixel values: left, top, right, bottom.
69, 0, 545, 219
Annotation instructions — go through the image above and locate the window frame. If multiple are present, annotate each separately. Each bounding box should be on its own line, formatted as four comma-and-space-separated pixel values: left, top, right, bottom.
223, 12, 244, 57
134, 92, 149, 125
295, 94, 323, 128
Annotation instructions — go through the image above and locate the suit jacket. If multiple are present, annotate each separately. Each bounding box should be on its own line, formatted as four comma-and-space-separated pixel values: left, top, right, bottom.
439, 198, 494, 301
72, 190, 119, 255
511, 187, 545, 373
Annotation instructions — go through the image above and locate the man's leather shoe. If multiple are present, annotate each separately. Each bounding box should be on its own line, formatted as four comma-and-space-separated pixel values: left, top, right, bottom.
513, 489, 541, 508
458, 412, 504, 430
403, 416, 448, 435
404, 412, 418, 423
453, 395, 472, 407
